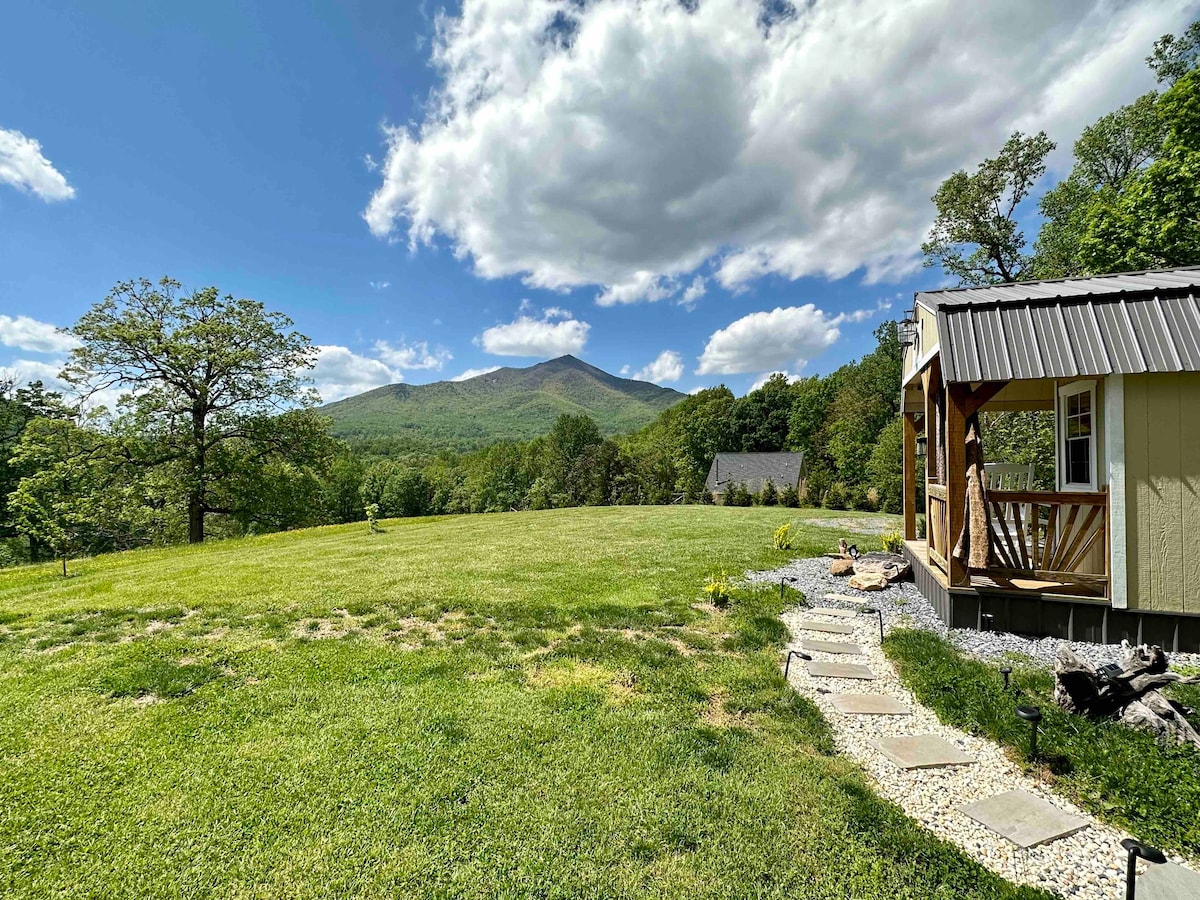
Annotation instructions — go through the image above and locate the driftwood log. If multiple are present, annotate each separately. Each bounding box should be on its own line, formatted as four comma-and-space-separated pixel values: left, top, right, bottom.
1053, 643, 1200, 749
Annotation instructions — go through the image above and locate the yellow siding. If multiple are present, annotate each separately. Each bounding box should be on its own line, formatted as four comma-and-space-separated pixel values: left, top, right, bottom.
1123, 373, 1200, 613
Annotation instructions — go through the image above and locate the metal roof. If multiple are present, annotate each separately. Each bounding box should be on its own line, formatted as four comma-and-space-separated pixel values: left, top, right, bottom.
916, 268, 1200, 383
705, 452, 805, 493
917, 267, 1200, 309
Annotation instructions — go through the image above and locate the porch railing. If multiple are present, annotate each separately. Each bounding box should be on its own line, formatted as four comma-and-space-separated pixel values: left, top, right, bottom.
985, 489, 1109, 596
926, 482, 950, 574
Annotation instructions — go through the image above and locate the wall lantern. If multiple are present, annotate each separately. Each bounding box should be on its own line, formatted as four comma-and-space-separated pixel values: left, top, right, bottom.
898, 314, 918, 348
915, 435, 928, 461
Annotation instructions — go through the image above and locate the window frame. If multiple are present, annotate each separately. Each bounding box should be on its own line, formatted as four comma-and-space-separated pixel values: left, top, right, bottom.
1056, 379, 1098, 491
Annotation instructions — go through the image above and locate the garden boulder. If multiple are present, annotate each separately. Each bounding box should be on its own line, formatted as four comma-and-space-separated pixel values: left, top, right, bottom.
852, 552, 911, 582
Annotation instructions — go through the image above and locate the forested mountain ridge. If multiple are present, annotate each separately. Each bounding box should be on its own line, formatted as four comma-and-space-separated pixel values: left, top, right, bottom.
322, 355, 685, 452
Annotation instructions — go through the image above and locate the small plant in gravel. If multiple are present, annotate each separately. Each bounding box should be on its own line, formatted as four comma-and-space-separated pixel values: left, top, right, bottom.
881, 529, 903, 554
772, 522, 793, 550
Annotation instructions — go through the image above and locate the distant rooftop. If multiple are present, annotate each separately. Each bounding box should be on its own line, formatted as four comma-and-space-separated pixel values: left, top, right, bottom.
705, 451, 806, 494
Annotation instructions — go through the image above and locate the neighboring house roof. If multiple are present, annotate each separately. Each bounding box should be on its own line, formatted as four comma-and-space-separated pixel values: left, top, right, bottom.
914, 267, 1200, 383
705, 452, 805, 493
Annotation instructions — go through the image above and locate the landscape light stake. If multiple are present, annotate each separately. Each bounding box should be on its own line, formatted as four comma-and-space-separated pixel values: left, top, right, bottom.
1016, 705, 1042, 760
780, 575, 798, 602
981, 612, 995, 632
1000, 666, 1012, 692
861, 607, 884, 643
1121, 838, 1167, 900
784, 651, 812, 679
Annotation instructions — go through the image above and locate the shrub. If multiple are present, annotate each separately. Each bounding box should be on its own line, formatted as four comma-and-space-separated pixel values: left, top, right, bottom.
778, 482, 799, 508
722, 483, 753, 507
704, 571, 733, 608
823, 482, 849, 510
773, 522, 793, 551
365, 503, 381, 533
881, 529, 903, 554
759, 480, 778, 506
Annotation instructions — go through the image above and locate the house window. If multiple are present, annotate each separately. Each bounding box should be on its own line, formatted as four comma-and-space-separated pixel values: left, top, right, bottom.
1058, 381, 1097, 490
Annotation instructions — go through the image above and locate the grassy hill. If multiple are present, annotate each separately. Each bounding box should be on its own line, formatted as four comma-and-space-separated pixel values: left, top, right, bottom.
321, 355, 685, 452
0, 505, 1048, 899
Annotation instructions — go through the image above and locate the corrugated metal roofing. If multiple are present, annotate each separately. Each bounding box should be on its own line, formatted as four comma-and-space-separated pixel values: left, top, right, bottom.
918, 266, 1200, 308
919, 268, 1200, 382
705, 452, 805, 493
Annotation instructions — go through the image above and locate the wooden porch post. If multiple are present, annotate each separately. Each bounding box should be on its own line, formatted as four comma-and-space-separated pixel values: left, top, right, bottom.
902, 412, 917, 540
946, 383, 970, 586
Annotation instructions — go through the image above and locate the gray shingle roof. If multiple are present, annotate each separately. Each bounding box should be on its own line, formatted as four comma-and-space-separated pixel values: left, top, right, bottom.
705, 452, 806, 493
915, 268, 1200, 383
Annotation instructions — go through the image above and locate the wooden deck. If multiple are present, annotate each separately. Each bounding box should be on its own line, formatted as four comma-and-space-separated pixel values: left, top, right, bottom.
903, 540, 1106, 599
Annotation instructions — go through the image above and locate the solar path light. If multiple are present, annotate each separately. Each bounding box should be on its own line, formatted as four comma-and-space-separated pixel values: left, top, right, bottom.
1000, 665, 1012, 692
861, 607, 884, 643
1016, 704, 1042, 760
1121, 838, 1167, 900
780, 575, 798, 602
784, 650, 812, 678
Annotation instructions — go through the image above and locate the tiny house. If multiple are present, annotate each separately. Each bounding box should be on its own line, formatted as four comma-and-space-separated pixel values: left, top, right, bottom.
899, 267, 1200, 651
705, 451, 807, 500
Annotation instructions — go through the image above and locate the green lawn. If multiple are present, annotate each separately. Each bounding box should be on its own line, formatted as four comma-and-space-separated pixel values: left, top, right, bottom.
885, 629, 1200, 859
0, 506, 1049, 899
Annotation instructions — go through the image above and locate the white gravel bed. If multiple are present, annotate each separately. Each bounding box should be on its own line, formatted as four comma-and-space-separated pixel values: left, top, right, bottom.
749, 555, 1200, 670
748, 555, 1200, 898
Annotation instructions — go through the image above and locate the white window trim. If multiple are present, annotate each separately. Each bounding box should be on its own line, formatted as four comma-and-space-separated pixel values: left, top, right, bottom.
1056, 379, 1098, 491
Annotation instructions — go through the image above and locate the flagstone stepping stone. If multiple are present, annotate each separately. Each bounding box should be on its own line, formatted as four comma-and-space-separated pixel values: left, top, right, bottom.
829, 694, 911, 715
824, 593, 868, 605
801, 638, 863, 655
795, 619, 855, 635
1138, 861, 1200, 900
873, 735, 976, 769
807, 606, 857, 618
806, 661, 876, 680
958, 790, 1088, 848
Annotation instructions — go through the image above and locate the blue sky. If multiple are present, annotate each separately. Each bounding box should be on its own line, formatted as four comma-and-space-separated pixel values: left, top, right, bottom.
0, 1, 1189, 402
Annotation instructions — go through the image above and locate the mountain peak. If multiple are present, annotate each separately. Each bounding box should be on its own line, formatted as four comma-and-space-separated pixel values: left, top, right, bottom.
323, 355, 685, 453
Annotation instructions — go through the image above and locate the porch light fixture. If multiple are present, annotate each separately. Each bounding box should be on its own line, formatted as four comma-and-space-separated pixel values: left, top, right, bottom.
898, 313, 917, 348
1016, 704, 1043, 760
784, 650, 812, 678
1121, 838, 1168, 900
915, 435, 928, 461
861, 607, 885, 643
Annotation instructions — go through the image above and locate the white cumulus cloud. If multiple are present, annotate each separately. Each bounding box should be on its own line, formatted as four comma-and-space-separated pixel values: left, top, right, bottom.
478, 309, 590, 357
0, 128, 75, 201
697, 304, 846, 375
0, 314, 80, 353
373, 339, 451, 370
749, 369, 805, 392
633, 350, 684, 384
312, 345, 402, 403
451, 365, 503, 381
363, 0, 1188, 300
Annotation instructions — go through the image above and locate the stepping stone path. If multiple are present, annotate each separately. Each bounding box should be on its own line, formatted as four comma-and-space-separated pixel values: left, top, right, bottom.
959, 790, 1088, 849
801, 638, 863, 655
874, 735, 975, 769
806, 661, 877, 680
773, 591, 1200, 899
828, 694, 911, 715
795, 619, 854, 635
807, 606, 858, 618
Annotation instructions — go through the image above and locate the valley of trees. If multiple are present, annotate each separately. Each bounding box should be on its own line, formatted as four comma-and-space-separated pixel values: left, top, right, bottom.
2, 23, 1197, 571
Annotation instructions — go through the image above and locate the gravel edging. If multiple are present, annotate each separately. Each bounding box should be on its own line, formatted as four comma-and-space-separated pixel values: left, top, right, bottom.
748, 555, 1200, 899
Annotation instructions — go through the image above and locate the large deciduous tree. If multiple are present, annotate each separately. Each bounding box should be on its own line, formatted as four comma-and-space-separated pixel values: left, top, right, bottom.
922, 131, 1055, 285
63, 278, 320, 543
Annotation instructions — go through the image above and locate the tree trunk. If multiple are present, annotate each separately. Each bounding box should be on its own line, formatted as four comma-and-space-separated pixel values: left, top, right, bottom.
187, 495, 205, 544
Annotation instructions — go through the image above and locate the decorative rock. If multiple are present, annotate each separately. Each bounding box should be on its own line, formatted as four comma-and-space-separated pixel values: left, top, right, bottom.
830, 558, 855, 576
853, 551, 911, 582
848, 572, 889, 591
